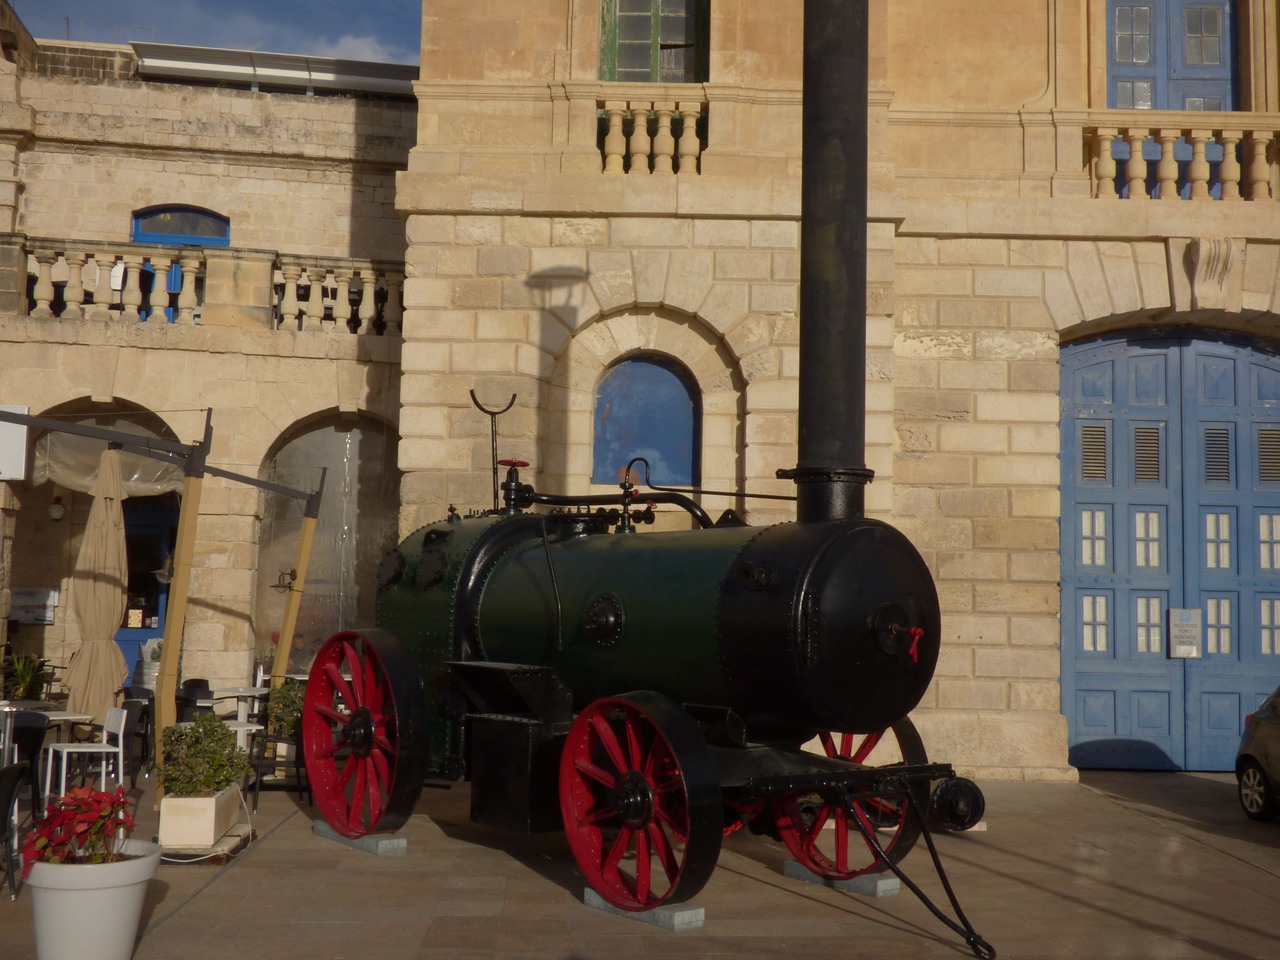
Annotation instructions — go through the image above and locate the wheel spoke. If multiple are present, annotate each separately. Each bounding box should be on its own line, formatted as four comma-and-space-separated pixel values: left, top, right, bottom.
589, 711, 628, 773
313, 702, 349, 726
634, 828, 652, 902
624, 715, 644, 771
647, 821, 679, 884
603, 826, 634, 875
850, 731, 882, 763
324, 660, 356, 712
573, 759, 617, 790
343, 641, 367, 708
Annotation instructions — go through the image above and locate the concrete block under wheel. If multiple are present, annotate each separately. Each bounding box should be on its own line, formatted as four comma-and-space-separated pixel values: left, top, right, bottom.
784, 860, 901, 896
583, 888, 705, 930
312, 821, 408, 855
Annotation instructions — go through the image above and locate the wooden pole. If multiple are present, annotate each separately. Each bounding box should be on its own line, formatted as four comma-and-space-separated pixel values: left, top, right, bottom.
269, 512, 319, 689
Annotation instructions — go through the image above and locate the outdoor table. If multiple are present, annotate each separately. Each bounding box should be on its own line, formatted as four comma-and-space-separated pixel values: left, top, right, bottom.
211, 686, 270, 724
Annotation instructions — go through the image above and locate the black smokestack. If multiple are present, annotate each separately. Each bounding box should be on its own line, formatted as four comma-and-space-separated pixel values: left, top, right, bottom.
780, 0, 872, 522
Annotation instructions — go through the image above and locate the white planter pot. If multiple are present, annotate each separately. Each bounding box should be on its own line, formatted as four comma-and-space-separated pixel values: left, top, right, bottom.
26, 838, 161, 960
157, 783, 242, 848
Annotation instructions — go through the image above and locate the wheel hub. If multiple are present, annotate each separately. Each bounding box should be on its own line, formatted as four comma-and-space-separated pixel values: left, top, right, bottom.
613, 771, 654, 827
344, 706, 375, 758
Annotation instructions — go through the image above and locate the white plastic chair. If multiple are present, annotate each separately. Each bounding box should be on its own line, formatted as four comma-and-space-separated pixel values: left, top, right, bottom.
43, 707, 127, 799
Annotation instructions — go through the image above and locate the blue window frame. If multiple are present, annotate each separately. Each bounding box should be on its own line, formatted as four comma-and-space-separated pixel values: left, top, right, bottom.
129, 206, 229, 322
592, 355, 700, 486
131, 207, 230, 247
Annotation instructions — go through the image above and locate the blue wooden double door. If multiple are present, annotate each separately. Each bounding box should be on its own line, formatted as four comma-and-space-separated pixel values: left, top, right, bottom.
1062, 334, 1280, 770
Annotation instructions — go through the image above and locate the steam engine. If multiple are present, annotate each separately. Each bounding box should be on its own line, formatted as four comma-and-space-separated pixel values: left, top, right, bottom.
299, 468, 964, 911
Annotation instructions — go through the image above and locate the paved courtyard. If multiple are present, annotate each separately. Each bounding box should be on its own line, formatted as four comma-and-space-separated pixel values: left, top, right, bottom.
3, 770, 1277, 959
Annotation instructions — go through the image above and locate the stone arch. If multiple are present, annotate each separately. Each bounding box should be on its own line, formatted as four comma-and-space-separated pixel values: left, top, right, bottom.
541, 305, 748, 521
252, 408, 400, 668
1047, 238, 1280, 344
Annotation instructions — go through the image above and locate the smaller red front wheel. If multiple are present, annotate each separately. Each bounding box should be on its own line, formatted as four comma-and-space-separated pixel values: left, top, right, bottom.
772, 718, 928, 880
303, 629, 428, 838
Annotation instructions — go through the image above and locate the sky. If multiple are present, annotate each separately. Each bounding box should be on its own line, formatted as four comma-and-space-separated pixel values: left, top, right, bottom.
11, 0, 422, 64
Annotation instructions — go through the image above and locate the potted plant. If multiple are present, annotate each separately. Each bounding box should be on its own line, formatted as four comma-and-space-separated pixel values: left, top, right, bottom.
23, 785, 161, 960
6, 652, 46, 700
154, 711, 252, 848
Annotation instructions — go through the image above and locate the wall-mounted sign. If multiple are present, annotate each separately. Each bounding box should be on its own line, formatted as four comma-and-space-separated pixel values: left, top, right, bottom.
1169, 608, 1202, 659
9, 587, 59, 625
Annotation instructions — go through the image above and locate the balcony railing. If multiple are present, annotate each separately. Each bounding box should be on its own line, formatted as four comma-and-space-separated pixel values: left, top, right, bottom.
1085, 111, 1279, 200
597, 96, 707, 174
15, 239, 402, 335
274, 256, 403, 334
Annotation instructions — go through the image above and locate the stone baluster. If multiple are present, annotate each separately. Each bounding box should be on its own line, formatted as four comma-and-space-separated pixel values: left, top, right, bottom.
383, 273, 403, 334
602, 101, 628, 174
62, 252, 87, 321
1217, 130, 1242, 201
677, 102, 701, 176
1186, 130, 1211, 200
1156, 129, 1180, 200
30, 251, 57, 319
86, 254, 113, 321
305, 267, 329, 330
1123, 128, 1149, 199
147, 257, 172, 321
279, 263, 302, 329
121, 256, 144, 322
177, 255, 202, 322
358, 268, 379, 333
628, 102, 652, 174
651, 102, 676, 174
1093, 128, 1119, 199
332, 267, 353, 332
1245, 131, 1272, 200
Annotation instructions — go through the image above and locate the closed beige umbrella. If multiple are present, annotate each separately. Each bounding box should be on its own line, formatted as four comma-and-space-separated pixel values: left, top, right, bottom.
65, 448, 130, 725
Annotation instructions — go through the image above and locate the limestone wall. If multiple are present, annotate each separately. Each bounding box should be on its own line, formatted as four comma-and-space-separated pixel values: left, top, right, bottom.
16, 63, 415, 259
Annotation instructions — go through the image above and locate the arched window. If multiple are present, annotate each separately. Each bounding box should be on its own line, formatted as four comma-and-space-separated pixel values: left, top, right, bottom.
131, 206, 231, 246
599, 0, 710, 83
129, 206, 229, 321
592, 355, 700, 486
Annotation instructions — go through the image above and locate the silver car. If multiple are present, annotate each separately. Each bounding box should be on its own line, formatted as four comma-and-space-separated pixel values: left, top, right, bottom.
1237, 685, 1280, 821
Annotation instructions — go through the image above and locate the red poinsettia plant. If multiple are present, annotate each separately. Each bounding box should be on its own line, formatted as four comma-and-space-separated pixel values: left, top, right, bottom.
21, 785, 136, 879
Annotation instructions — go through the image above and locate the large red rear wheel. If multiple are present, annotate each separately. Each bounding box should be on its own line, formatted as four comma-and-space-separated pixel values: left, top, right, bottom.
303, 629, 428, 838
771, 718, 927, 880
559, 692, 722, 911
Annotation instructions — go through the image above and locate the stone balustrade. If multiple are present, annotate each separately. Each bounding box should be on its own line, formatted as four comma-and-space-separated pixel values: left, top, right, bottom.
25, 243, 207, 323
1085, 111, 1280, 200
274, 257, 403, 334
598, 96, 706, 174
10, 239, 402, 335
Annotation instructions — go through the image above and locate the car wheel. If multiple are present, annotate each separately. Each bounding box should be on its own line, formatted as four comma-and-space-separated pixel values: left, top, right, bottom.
1238, 759, 1280, 822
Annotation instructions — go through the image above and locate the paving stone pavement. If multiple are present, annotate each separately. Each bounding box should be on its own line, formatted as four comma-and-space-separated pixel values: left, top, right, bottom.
3, 770, 1277, 959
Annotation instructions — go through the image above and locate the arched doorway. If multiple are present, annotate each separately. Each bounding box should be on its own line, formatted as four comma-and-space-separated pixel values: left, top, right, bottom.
1061, 331, 1280, 770
254, 413, 400, 675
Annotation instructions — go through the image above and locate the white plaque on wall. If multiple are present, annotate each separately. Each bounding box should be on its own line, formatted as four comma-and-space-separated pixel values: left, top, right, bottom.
1169, 608, 1202, 659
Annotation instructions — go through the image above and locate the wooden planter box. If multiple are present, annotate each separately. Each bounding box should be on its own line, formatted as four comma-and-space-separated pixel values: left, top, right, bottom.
157, 784, 241, 848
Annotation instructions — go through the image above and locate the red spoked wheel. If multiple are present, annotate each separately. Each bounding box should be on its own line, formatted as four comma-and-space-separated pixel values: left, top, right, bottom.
559, 692, 722, 911
303, 629, 428, 838
772, 717, 928, 880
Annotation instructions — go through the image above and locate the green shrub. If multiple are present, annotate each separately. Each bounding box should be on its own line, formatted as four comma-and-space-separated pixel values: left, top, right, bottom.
157, 712, 252, 797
